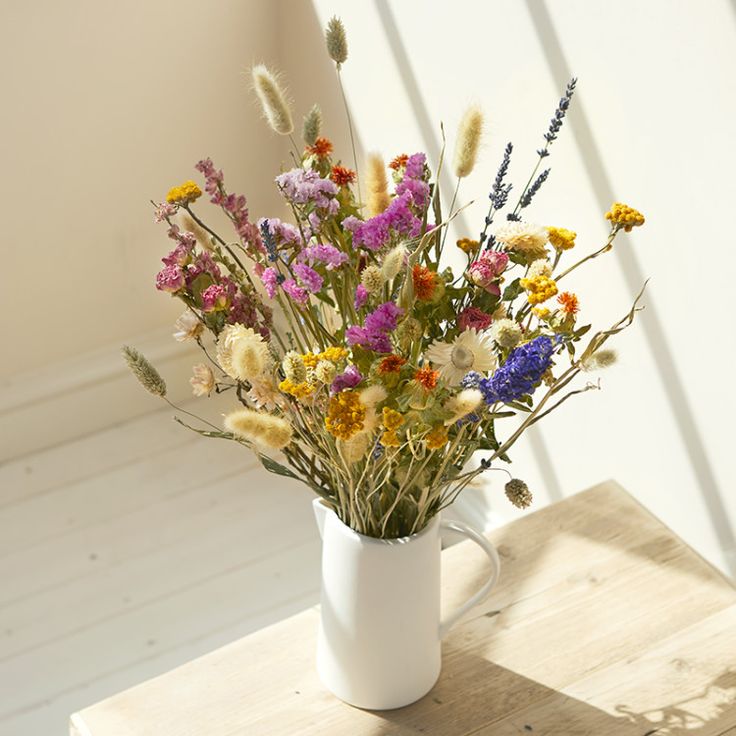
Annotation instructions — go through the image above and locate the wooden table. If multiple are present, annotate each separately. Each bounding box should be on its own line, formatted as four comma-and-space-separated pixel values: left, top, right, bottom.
70, 481, 736, 735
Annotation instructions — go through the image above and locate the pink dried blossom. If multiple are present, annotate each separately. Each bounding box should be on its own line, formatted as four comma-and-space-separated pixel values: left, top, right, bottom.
458, 306, 494, 332
153, 202, 177, 223
467, 250, 509, 295
201, 284, 229, 312
155, 264, 185, 293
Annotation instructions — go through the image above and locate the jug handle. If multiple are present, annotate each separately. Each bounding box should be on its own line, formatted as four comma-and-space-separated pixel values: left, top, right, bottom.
439, 519, 501, 639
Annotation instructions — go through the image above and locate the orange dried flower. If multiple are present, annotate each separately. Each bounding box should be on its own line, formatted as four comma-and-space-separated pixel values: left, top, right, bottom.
330, 165, 356, 186
307, 137, 333, 158
389, 153, 409, 171
412, 264, 436, 301
414, 366, 439, 391
378, 354, 407, 374
557, 291, 579, 315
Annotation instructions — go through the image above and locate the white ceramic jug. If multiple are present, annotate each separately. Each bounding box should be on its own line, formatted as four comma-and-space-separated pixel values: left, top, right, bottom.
313, 498, 500, 710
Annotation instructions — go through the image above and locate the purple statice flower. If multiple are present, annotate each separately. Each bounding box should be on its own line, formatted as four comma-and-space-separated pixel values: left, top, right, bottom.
257, 217, 303, 250
461, 371, 483, 389
331, 365, 363, 393
275, 168, 338, 210
301, 243, 348, 270
346, 301, 403, 353
479, 336, 557, 404
344, 192, 422, 251
201, 283, 229, 312
155, 264, 185, 293
354, 284, 368, 310
293, 263, 323, 293
403, 152, 426, 180
259, 266, 281, 299
396, 176, 430, 208
195, 158, 263, 254
282, 278, 309, 305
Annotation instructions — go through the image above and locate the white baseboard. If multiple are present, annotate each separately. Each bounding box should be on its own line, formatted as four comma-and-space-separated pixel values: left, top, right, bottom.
0, 326, 200, 463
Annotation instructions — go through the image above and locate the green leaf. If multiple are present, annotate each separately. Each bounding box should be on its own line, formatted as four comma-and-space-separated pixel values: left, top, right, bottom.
258, 454, 300, 480
502, 278, 523, 301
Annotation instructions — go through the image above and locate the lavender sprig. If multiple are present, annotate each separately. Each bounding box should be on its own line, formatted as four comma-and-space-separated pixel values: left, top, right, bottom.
538, 77, 577, 156
520, 168, 550, 209
260, 219, 278, 263
479, 142, 513, 248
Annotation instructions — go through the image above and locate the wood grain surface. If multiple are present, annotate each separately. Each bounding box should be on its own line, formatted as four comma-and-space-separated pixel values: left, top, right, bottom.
70, 481, 736, 735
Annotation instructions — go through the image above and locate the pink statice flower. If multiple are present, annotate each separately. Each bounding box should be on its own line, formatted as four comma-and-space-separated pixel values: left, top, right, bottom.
201, 284, 229, 312
162, 243, 192, 268
301, 243, 348, 270
467, 250, 509, 295
293, 263, 323, 294
195, 158, 263, 254
458, 306, 494, 332
331, 365, 363, 393
282, 278, 309, 305
155, 264, 185, 293
260, 266, 281, 299
354, 284, 368, 310
153, 202, 177, 223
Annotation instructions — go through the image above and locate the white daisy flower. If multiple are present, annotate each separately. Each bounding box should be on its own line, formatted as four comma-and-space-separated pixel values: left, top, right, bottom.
424, 329, 496, 385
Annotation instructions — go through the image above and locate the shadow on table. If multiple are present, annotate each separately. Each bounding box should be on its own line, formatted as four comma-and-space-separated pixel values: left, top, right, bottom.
363, 653, 736, 735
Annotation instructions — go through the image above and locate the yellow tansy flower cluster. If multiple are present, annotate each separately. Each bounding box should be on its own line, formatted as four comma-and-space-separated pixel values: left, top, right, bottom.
456, 238, 480, 255
279, 378, 314, 400
547, 226, 576, 251
533, 306, 551, 320
380, 407, 405, 447
302, 347, 349, 369
325, 391, 366, 440
520, 275, 558, 305
605, 202, 645, 232
426, 425, 449, 450
166, 180, 203, 205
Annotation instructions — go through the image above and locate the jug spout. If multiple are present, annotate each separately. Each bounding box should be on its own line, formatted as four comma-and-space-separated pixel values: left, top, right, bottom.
312, 498, 329, 539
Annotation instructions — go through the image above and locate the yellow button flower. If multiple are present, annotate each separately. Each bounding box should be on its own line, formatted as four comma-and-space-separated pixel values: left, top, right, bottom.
166, 180, 203, 205
605, 202, 645, 232
520, 275, 558, 305
547, 226, 576, 251
325, 391, 366, 440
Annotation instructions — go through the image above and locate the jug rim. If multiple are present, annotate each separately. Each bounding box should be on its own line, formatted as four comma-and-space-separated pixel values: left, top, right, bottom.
313, 497, 440, 546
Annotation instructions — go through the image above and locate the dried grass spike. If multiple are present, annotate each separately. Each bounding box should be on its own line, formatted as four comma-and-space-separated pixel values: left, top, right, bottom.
365, 153, 390, 216
122, 346, 167, 397
302, 104, 322, 146
251, 64, 293, 136
453, 105, 484, 178
325, 16, 348, 65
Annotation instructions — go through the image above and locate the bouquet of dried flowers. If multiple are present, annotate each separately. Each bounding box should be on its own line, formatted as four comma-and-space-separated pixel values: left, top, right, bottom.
124, 17, 645, 538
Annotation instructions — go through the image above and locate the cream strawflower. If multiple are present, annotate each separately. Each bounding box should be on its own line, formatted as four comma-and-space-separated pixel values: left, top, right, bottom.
247, 377, 286, 410
527, 258, 552, 279
173, 310, 203, 342
494, 221, 549, 261
190, 363, 215, 397
216, 324, 271, 382
424, 329, 496, 385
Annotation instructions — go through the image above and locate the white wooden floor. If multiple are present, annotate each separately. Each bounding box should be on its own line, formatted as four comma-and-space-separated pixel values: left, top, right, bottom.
0, 402, 321, 736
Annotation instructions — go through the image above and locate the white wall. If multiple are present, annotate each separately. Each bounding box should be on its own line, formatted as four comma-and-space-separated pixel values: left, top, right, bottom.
2, 0, 734, 575
0, 0, 283, 379
286, 0, 736, 573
